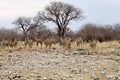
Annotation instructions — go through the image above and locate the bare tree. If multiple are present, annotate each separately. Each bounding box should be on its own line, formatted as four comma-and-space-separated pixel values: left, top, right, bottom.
13, 17, 32, 40
13, 16, 45, 41
30, 15, 47, 40
37, 1, 84, 40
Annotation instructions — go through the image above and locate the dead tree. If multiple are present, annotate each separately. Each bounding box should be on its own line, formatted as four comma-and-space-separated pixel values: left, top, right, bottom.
37, 1, 84, 42
13, 17, 42, 41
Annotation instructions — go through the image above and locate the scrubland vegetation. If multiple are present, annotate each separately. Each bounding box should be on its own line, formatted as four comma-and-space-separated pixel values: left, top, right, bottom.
0, 1, 120, 80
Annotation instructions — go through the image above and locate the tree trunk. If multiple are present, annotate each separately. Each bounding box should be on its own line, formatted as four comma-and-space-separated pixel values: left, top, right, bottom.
58, 27, 66, 45
24, 31, 29, 42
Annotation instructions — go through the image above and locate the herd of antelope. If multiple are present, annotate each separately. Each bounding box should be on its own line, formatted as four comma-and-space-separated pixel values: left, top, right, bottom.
0, 36, 98, 53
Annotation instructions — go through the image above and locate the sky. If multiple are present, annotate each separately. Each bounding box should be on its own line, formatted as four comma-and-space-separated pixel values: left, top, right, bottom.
0, 0, 120, 31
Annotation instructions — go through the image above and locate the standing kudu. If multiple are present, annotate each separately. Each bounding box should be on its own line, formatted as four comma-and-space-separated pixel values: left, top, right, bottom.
9, 39, 18, 48
35, 38, 43, 48
75, 37, 83, 49
44, 37, 57, 50
89, 40, 97, 48
24, 39, 34, 49
61, 36, 72, 55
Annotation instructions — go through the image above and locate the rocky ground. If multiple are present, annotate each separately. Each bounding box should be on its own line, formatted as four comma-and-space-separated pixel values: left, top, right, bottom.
0, 41, 120, 80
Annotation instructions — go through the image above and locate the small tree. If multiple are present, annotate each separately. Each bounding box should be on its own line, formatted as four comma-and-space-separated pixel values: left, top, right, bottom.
13, 16, 44, 41
37, 1, 84, 40
13, 17, 32, 40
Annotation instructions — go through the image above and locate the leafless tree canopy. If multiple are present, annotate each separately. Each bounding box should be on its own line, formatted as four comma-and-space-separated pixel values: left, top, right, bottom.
13, 17, 32, 40
37, 1, 84, 39
13, 16, 45, 41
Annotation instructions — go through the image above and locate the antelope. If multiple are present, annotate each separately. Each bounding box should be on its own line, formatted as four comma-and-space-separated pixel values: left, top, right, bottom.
35, 38, 43, 48
50, 38, 58, 46
1, 40, 10, 48
24, 39, 34, 48
76, 37, 83, 49
61, 36, 72, 55
44, 37, 57, 50
44, 38, 52, 49
89, 40, 97, 48
9, 39, 18, 48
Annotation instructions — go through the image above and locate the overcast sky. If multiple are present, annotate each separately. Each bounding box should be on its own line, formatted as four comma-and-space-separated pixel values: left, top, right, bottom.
0, 0, 120, 31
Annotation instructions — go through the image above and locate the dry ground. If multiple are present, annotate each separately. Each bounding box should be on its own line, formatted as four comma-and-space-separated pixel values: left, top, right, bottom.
0, 41, 120, 80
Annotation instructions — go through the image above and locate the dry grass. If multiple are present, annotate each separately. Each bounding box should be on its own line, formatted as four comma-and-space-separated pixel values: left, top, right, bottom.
0, 40, 120, 56
0, 40, 119, 80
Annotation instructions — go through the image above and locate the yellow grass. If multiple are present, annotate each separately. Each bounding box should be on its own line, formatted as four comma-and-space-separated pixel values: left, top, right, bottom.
0, 40, 119, 56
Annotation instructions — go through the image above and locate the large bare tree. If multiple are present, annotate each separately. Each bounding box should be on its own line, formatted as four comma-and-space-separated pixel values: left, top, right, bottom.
37, 1, 84, 40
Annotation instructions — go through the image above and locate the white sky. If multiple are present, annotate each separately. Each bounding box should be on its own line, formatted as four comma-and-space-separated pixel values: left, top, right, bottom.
0, 0, 120, 31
